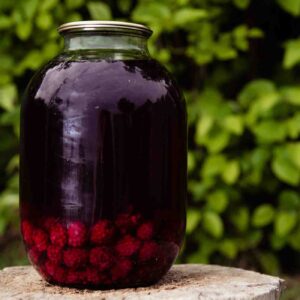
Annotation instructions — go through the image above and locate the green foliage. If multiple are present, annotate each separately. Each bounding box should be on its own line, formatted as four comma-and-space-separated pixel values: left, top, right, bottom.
283, 39, 300, 69
1, 0, 300, 275
277, 0, 300, 16
252, 205, 275, 228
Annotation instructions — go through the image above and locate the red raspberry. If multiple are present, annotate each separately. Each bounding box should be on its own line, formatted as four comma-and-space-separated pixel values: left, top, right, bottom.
89, 247, 113, 271
52, 266, 66, 283
115, 235, 141, 257
42, 217, 58, 231
138, 241, 159, 262
47, 245, 63, 265
68, 221, 87, 247
50, 223, 67, 247
63, 248, 88, 268
85, 267, 109, 285
85, 267, 101, 285
44, 260, 56, 277
116, 213, 141, 234
28, 247, 42, 265
21, 220, 34, 245
38, 265, 51, 280
111, 258, 132, 281
32, 228, 48, 252
66, 270, 85, 285
90, 220, 115, 245
136, 222, 154, 240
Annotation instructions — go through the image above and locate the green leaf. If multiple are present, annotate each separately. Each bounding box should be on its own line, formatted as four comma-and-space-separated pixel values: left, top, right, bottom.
0, 15, 13, 29
66, 0, 84, 9
22, 0, 39, 19
277, 0, 300, 16
283, 39, 300, 69
252, 204, 275, 227
230, 207, 249, 232
187, 240, 217, 264
6, 155, 19, 173
36, 12, 53, 30
248, 92, 280, 119
285, 113, 300, 139
248, 28, 264, 38
16, 22, 32, 40
65, 13, 82, 22
39, 0, 58, 11
132, 3, 171, 24
250, 147, 270, 170
272, 153, 300, 186
188, 151, 196, 172
118, 0, 131, 13
233, 25, 249, 51
281, 86, 300, 105
222, 160, 240, 184
42, 42, 59, 60
195, 115, 213, 138
238, 80, 276, 107
289, 225, 300, 250
214, 45, 237, 60
275, 211, 297, 236
20, 50, 44, 71
202, 211, 224, 238
223, 115, 244, 135
219, 239, 238, 259
0, 192, 19, 208
285, 143, 300, 168
0, 84, 17, 111
186, 208, 201, 234
270, 233, 287, 250
257, 251, 280, 275
279, 190, 300, 210
207, 190, 228, 213
0, 107, 20, 126
233, 0, 250, 9
201, 154, 227, 178
203, 128, 230, 153
173, 8, 207, 27
198, 89, 230, 118
188, 179, 215, 201
253, 121, 286, 144
87, 2, 112, 20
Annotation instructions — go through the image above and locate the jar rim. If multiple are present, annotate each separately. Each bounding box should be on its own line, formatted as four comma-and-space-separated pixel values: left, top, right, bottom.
58, 21, 152, 37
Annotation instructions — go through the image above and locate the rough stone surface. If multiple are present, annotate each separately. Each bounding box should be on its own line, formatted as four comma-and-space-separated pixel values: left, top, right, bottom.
0, 264, 284, 300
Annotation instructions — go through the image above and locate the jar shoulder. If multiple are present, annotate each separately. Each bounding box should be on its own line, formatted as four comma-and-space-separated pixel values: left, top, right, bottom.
23, 56, 185, 113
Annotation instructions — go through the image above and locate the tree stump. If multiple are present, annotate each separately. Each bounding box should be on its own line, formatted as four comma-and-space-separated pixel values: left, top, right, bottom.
0, 264, 284, 299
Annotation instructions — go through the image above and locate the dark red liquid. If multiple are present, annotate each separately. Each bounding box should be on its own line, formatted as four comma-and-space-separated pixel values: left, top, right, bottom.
20, 58, 186, 288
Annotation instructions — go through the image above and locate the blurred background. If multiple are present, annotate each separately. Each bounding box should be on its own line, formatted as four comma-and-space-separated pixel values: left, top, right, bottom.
1, 0, 300, 298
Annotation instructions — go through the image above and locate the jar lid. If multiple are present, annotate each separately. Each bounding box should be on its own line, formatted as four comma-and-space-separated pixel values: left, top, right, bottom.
58, 21, 152, 37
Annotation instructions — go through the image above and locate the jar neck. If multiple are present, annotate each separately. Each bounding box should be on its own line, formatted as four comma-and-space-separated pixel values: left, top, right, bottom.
63, 33, 150, 59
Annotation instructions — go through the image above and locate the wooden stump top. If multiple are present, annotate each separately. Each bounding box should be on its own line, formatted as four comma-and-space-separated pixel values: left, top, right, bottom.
0, 264, 284, 299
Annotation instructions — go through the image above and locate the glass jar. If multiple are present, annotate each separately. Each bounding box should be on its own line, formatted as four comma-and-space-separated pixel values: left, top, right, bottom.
20, 21, 187, 289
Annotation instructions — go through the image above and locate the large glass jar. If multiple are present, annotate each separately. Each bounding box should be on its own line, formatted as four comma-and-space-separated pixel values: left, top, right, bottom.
20, 21, 187, 289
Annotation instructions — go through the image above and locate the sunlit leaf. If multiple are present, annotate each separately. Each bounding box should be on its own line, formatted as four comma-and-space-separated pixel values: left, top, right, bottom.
87, 2, 112, 20
275, 211, 297, 237
202, 211, 224, 238
252, 204, 275, 227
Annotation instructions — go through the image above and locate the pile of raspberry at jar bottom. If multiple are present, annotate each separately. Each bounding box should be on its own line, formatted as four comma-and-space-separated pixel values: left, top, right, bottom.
21, 208, 183, 288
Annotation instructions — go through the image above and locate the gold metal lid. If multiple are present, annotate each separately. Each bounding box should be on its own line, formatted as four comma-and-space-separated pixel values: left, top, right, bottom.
58, 21, 152, 37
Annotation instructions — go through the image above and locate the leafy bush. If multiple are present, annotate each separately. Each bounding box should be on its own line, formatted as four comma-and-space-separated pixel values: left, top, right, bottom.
1, 0, 300, 274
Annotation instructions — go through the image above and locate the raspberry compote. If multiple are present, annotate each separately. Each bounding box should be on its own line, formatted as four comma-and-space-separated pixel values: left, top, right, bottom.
20, 21, 186, 289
